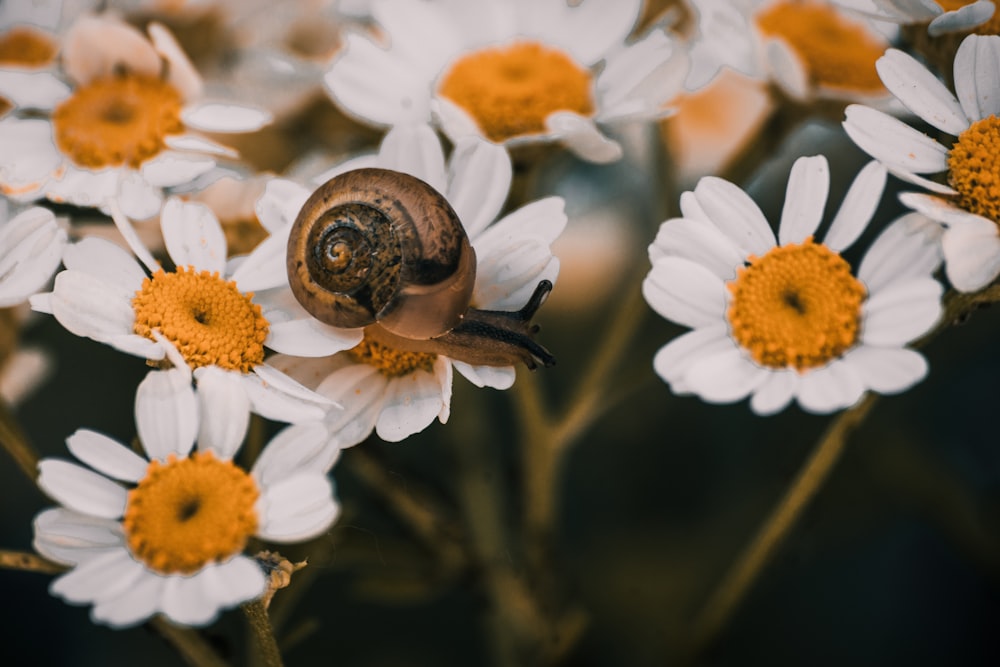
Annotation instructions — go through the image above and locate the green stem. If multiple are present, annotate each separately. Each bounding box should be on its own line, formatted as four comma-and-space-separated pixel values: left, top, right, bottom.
243, 599, 285, 667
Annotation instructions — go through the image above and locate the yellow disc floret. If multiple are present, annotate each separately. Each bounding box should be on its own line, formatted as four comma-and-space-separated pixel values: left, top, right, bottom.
347, 335, 436, 378
727, 238, 866, 370
948, 115, 1000, 223
52, 73, 184, 169
437, 41, 594, 143
755, 1, 886, 94
0, 26, 57, 67
124, 451, 259, 575
132, 266, 269, 372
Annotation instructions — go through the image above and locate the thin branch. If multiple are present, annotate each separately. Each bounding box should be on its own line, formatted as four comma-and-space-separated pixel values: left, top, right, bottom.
243, 600, 284, 667
149, 617, 230, 667
0, 550, 64, 574
0, 399, 38, 481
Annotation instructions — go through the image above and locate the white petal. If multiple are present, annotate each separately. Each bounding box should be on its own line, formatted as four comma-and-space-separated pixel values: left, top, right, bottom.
898, 191, 987, 226
642, 257, 728, 328
749, 371, 799, 416
90, 571, 164, 628
432, 96, 483, 144
160, 197, 227, 274
693, 176, 775, 256
447, 137, 511, 239
651, 325, 733, 393
683, 347, 768, 404
61, 237, 145, 296
135, 368, 198, 461
473, 239, 558, 311
193, 367, 249, 460
597, 30, 687, 120
824, 161, 887, 252
160, 572, 223, 627
876, 49, 970, 134
117, 171, 163, 221
0, 118, 61, 198
265, 318, 365, 357
886, 165, 958, 195
37, 459, 127, 519
256, 473, 339, 542
148, 22, 203, 101
48, 270, 136, 342
778, 156, 829, 245
377, 123, 447, 193
46, 166, 119, 210
929, 2, 996, 37
544, 111, 623, 164
252, 421, 340, 486
50, 549, 144, 605
140, 152, 216, 189
858, 212, 943, 292
164, 133, 238, 158
203, 557, 267, 609
0, 207, 66, 307
862, 278, 943, 345
255, 178, 311, 233
844, 345, 928, 394
181, 103, 273, 133
107, 198, 160, 274
375, 371, 447, 442
229, 230, 291, 292
764, 38, 810, 102
475, 197, 566, 246
954, 33, 1000, 122
245, 365, 334, 423
65, 429, 147, 483
940, 215, 1000, 291
648, 217, 744, 280
315, 362, 387, 447
451, 361, 516, 389
61, 15, 160, 85
795, 361, 866, 414
0, 70, 70, 109
557, 0, 641, 65
32, 508, 125, 566
842, 104, 950, 174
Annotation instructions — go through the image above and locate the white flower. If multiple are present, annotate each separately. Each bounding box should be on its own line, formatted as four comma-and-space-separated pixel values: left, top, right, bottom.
844, 34, 1000, 291
29, 194, 332, 424
643, 155, 943, 415
265, 123, 565, 444
324, 0, 687, 163
0, 202, 66, 307
686, 0, 892, 102
0, 13, 272, 219
833, 0, 997, 37
33, 367, 340, 628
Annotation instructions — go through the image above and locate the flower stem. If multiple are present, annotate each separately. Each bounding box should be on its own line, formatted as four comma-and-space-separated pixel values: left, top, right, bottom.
150, 617, 230, 667
0, 550, 64, 574
243, 599, 284, 667
0, 399, 38, 481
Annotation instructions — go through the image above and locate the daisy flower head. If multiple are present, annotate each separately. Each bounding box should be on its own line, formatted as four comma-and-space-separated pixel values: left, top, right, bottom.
29, 193, 333, 424
33, 367, 340, 628
265, 123, 566, 445
324, 0, 688, 163
844, 34, 1000, 291
833, 0, 999, 37
643, 155, 944, 415
0, 201, 67, 307
685, 0, 891, 102
0, 12, 272, 220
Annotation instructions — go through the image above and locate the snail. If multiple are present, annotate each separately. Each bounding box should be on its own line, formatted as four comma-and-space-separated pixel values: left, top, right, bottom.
286, 167, 555, 369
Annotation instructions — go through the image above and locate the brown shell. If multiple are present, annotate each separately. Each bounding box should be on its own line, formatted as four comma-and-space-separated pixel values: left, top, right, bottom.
286, 168, 476, 340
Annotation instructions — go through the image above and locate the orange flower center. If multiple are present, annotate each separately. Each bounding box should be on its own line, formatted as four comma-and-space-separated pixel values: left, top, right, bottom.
0, 26, 57, 67
347, 333, 437, 377
949, 115, 1000, 223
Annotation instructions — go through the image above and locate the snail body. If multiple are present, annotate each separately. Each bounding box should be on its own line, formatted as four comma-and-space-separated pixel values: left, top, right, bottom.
286, 168, 555, 369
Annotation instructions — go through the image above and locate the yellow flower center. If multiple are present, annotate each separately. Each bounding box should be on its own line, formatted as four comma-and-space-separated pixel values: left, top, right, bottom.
0, 26, 57, 67
938, 1, 1000, 34
437, 41, 595, 142
124, 451, 259, 575
948, 115, 1000, 222
132, 266, 269, 373
52, 73, 184, 169
727, 238, 866, 371
755, 0, 885, 94
347, 334, 437, 378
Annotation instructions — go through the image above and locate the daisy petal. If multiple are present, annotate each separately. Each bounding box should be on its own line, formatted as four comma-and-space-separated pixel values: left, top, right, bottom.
59, 238, 141, 295
447, 137, 511, 239
32, 508, 125, 566
164, 133, 238, 158
161, 572, 220, 627
954, 33, 1000, 122
50, 549, 144, 605
643, 257, 728, 328
48, 270, 137, 342
160, 198, 227, 274
557, 0, 641, 65
204, 557, 267, 608
941, 215, 1000, 291
652, 325, 733, 393
0, 70, 70, 110
377, 124, 447, 193
824, 161, 888, 253
886, 166, 957, 195
683, 347, 768, 404
37, 460, 127, 519
779, 156, 829, 245
862, 278, 943, 345
451, 361, 516, 389
148, 22, 203, 100
193, 367, 249, 460
257, 472, 339, 541
843, 104, 950, 174
795, 362, 866, 414
765, 38, 809, 101
91, 571, 164, 628
265, 317, 365, 356
245, 365, 334, 423
181, 103, 273, 133
140, 152, 216, 189
929, 1, 996, 38
252, 421, 340, 486
255, 178, 311, 232
858, 213, 943, 292
545, 111, 623, 164
876, 49, 969, 134
648, 217, 744, 280
899, 191, 988, 226
693, 176, 776, 256
376, 370, 447, 441
845, 345, 928, 394
135, 368, 198, 461
66, 429, 147, 483
749, 370, 798, 416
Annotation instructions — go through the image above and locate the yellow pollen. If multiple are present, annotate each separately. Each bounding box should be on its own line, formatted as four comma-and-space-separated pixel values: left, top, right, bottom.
755, 1, 886, 94
0, 26, 57, 67
437, 41, 594, 143
124, 450, 259, 575
52, 73, 184, 169
132, 266, 269, 373
937, 1, 1000, 35
727, 238, 866, 371
347, 335, 437, 378
948, 115, 1000, 223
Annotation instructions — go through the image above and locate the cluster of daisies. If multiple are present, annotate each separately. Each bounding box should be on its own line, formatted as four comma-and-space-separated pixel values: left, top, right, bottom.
0, 0, 998, 633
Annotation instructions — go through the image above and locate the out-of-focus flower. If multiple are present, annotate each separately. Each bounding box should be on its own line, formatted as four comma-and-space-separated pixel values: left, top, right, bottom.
643, 155, 943, 414
0, 13, 272, 219
686, 0, 891, 102
325, 0, 688, 163
29, 194, 332, 424
33, 367, 340, 628
844, 34, 1000, 292
264, 124, 565, 444
833, 0, 998, 37
0, 203, 67, 307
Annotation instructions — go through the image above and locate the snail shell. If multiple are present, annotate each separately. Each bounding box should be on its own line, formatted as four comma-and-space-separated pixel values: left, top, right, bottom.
286, 167, 475, 340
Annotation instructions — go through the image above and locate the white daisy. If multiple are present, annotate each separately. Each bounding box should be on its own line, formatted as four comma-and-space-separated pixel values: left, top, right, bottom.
29, 194, 332, 423
265, 123, 565, 444
833, 0, 998, 37
0, 202, 67, 307
686, 0, 891, 102
844, 34, 1000, 291
33, 366, 340, 628
324, 0, 688, 163
643, 155, 944, 415
0, 13, 272, 220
